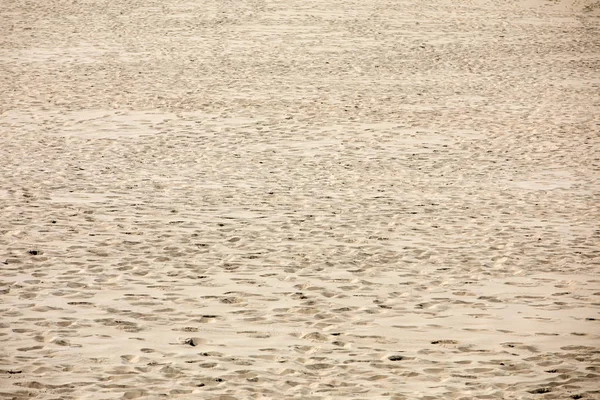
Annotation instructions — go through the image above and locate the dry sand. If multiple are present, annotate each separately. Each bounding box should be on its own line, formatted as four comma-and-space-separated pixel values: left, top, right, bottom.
1, 0, 599, 398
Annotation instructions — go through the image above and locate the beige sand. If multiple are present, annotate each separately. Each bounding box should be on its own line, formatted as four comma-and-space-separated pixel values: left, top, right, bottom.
1, 0, 599, 398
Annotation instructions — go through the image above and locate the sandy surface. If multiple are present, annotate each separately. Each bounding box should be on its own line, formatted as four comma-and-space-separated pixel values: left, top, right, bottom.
1, 0, 599, 399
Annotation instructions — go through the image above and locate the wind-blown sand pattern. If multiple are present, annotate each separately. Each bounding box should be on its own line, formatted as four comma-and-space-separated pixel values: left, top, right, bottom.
1, 0, 599, 398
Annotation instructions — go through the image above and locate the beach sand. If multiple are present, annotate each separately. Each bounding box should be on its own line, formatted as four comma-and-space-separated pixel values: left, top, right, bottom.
1, 0, 599, 398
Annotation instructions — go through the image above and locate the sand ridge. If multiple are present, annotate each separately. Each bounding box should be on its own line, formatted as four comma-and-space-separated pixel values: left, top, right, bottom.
1, 0, 599, 399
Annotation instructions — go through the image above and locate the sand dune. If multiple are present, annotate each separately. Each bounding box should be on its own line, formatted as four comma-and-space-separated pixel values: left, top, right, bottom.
1, 0, 599, 399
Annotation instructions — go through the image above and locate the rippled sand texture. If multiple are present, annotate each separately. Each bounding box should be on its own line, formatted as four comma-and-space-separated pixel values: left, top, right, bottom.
1, 0, 599, 399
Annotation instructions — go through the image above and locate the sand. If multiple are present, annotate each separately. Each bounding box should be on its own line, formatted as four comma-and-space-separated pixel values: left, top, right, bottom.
1, 0, 599, 398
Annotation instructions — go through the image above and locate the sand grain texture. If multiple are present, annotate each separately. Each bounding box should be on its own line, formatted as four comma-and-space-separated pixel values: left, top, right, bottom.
1, 0, 599, 399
